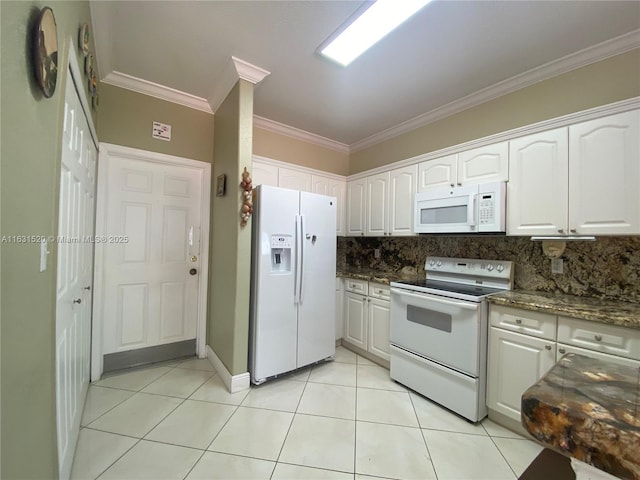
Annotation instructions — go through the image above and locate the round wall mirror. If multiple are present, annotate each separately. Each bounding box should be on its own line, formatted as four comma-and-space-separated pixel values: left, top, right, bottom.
33, 7, 58, 98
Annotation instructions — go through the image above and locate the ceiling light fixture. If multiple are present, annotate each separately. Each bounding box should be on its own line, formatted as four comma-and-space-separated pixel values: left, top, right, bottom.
320, 0, 432, 67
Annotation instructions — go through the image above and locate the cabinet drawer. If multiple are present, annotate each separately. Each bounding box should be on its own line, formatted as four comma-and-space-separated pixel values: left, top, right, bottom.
344, 278, 368, 295
369, 283, 390, 300
489, 305, 557, 340
557, 317, 640, 360
557, 343, 640, 369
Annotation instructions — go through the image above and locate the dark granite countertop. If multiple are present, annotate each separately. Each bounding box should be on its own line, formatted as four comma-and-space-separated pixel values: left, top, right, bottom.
487, 290, 640, 330
337, 268, 423, 285
522, 353, 640, 479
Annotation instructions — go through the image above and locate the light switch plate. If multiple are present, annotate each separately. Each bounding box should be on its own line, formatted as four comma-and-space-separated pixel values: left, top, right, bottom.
40, 239, 48, 272
551, 258, 563, 274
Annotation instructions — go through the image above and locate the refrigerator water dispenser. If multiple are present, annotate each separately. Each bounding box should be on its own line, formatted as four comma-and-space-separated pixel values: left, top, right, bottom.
270, 234, 292, 273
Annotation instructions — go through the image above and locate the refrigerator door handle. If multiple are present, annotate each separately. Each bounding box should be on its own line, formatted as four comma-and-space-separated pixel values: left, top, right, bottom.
294, 215, 301, 304
299, 214, 305, 304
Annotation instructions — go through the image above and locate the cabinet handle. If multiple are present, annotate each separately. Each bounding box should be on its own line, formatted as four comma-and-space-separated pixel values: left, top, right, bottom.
457, 182, 462, 186
450, 183, 455, 187
368, 299, 371, 303
570, 228, 577, 233
595, 335, 602, 342
515, 318, 522, 324
545, 345, 552, 351
559, 348, 566, 354
557, 229, 564, 234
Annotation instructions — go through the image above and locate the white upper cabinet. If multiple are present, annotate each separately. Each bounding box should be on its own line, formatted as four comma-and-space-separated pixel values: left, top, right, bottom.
389, 165, 418, 235
252, 161, 278, 187
313, 175, 346, 236
458, 142, 509, 186
357, 165, 418, 237
418, 143, 508, 192
278, 167, 312, 192
418, 154, 456, 191
508, 128, 569, 236
347, 178, 367, 236
366, 172, 389, 236
568, 110, 640, 235
508, 110, 640, 236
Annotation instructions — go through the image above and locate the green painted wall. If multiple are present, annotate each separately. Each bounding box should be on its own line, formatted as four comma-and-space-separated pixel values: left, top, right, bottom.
350, 49, 640, 174
97, 83, 214, 163
1, 1, 96, 478
209, 80, 254, 375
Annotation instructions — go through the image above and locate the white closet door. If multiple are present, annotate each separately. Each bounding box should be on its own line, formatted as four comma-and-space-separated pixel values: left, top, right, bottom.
56, 73, 97, 480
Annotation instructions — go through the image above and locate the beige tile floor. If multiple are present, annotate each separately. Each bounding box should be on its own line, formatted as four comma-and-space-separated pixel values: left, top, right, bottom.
71, 346, 543, 480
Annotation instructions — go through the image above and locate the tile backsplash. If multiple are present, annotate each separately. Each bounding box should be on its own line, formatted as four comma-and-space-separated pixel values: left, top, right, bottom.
337, 236, 640, 303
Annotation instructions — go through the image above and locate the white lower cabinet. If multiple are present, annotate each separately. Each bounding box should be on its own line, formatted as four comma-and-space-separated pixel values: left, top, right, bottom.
488, 328, 556, 421
344, 290, 367, 349
343, 279, 390, 362
335, 277, 343, 342
368, 294, 391, 362
488, 304, 640, 425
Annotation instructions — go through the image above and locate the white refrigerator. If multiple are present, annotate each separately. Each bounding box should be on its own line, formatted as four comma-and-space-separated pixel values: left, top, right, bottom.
249, 185, 336, 384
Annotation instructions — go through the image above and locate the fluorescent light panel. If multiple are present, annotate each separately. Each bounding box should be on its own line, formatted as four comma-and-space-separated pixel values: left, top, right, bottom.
321, 0, 432, 66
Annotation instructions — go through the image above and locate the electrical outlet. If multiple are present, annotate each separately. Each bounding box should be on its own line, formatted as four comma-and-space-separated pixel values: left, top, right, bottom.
551, 258, 564, 274
374, 248, 381, 259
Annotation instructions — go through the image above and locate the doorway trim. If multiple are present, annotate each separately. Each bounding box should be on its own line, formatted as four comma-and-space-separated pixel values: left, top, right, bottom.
91, 143, 211, 381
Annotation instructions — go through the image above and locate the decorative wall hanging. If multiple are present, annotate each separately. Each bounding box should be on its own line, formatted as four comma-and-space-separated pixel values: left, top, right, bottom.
240, 167, 253, 227
78, 23, 90, 57
216, 174, 226, 197
33, 6, 58, 98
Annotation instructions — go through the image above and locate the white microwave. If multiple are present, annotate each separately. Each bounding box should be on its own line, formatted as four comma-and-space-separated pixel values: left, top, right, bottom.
414, 181, 506, 234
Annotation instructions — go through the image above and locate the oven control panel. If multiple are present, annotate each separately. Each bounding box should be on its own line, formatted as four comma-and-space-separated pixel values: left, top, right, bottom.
425, 256, 513, 286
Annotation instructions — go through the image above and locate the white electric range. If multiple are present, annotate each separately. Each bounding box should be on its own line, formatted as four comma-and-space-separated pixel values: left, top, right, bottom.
389, 256, 513, 422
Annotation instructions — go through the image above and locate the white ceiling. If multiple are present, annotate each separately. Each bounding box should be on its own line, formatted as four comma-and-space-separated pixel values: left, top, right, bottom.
90, 1, 640, 149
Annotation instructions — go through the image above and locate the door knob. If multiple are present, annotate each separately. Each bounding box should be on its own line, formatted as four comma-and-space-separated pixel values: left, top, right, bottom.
83, 285, 91, 291
73, 298, 82, 304
189, 268, 198, 275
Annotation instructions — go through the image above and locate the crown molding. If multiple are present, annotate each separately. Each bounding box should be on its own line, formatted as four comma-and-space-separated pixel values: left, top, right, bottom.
350, 29, 640, 152
232, 56, 271, 84
101, 71, 213, 114
253, 115, 350, 153
208, 57, 271, 113
348, 96, 640, 181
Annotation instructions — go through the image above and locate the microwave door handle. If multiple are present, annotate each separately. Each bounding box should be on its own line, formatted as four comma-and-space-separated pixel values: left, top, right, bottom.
468, 194, 477, 228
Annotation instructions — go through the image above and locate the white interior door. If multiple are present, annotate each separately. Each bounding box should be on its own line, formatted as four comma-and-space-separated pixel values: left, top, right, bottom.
56, 71, 97, 480
96, 147, 210, 361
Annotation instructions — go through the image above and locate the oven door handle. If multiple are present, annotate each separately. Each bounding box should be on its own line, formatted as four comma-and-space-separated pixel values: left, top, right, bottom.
391, 288, 479, 311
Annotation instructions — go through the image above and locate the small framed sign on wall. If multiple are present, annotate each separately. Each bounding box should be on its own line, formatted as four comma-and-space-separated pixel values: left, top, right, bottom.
216, 174, 226, 197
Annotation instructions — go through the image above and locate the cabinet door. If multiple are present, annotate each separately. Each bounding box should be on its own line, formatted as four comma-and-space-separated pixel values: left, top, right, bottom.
346, 179, 367, 236
311, 175, 331, 195
507, 128, 569, 235
335, 278, 343, 341
417, 154, 457, 191
366, 172, 389, 236
368, 298, 390, 361
458, 141, 508, 185
487, 328, 556, 422
278, 167, 312, 192
389, 165, 418, 236
569, 110, 640, 235
344, 292, 367, 349
313, 176, 346, 236
330, 179, 346, 236
252, 161, 278, 187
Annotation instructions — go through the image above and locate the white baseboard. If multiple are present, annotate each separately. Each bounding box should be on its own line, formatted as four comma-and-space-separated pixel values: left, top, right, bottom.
206, 345, 250, 393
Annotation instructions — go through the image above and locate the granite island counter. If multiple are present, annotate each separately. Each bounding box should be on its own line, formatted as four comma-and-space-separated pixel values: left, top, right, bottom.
521, 353, 640, 480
